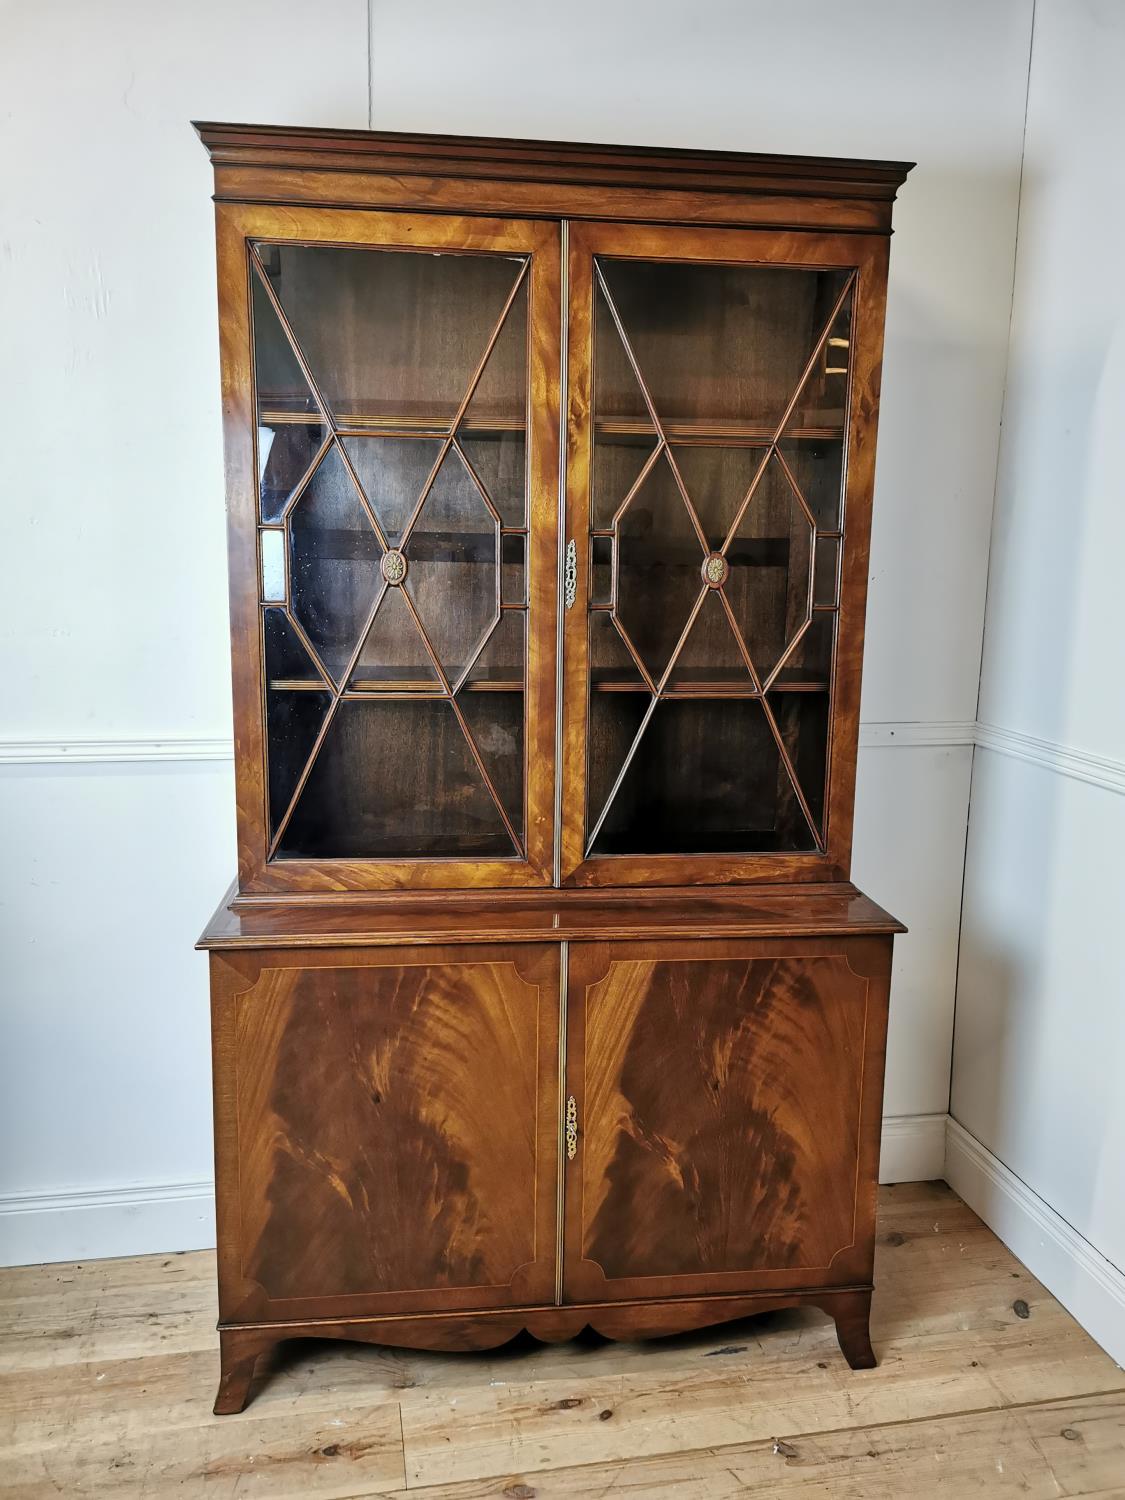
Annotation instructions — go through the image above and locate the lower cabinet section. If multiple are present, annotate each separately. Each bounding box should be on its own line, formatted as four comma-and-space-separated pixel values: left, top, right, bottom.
208, 931, 893, 1413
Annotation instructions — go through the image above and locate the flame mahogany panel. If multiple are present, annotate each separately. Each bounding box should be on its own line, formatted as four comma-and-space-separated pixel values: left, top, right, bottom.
563, 936, 891, 1303
210, 944, 559, 1323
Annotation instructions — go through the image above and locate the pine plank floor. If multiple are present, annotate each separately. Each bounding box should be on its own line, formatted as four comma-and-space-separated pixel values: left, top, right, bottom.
1, 1182, 1123, 1497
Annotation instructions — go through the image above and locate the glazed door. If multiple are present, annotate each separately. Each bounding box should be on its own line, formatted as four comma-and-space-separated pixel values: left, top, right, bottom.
560, 222, 890, 887
561, 939, 890, 1303
211, 944, 560, 1323
215, 205, 560, 892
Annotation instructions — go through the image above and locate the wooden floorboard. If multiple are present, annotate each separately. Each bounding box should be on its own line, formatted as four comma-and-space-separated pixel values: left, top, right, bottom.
0, 1183, 1122, 1497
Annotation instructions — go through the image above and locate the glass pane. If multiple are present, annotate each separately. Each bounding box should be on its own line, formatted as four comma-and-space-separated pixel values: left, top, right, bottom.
778, 436, 845, 531
788, 295, 853, 431
500, 533, 526, 607
769, 689, 829, 842
773, 610, 834, 692
590, 536, 613, 607
598, 260, 851, 430
251, 267, 327, 523
671, 446, 769, 550
255, 240, 533, 867
341, 436, 440, 547
590, 698, 818, 855
586, 254, 850, 860
457, 689, 524, 843
587, 691, 651, 841
289, 445, 382, 685
349, 584, 440, 691
265, 689, 331, 839
591, 436, 657, 531
466, 609, 525, 689
589, 611, 647, 690
665, 589, 752, 692
459, 431, 526, 528
260, 529, 286, 602
461, 277, 528, 427
615, 451, 705, 683
723, 453, 813, 685
258, 242, 525, 428
403, 449, 498, 685
813, 536, 840, 607
263, 607, 320, 685
279, 699, 515, 858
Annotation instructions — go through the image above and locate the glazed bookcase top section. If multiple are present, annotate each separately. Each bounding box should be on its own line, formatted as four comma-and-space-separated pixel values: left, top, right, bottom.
193, 123, 913, 233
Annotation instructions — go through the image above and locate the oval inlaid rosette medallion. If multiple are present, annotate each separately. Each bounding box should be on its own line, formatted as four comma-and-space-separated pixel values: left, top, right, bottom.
381, 549, 408, 586
701, 552, 729, 588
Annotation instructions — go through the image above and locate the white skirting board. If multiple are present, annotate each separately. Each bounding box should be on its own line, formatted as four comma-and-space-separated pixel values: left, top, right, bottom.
945, 1118, 1125, 1370
0, 1180, 217, 1268
0, 1112, 948, 1268
7, 1117, 1122, 1374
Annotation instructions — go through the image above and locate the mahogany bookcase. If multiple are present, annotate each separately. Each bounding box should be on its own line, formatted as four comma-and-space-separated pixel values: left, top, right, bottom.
195, 123, 911, 1414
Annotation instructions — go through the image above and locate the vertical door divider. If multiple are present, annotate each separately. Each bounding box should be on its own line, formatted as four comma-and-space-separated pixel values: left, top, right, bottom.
555, 937, 570, 1305
552, 221, 570, 889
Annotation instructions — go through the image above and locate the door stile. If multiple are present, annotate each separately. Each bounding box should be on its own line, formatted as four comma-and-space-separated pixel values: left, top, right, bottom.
559, 232, 594, 884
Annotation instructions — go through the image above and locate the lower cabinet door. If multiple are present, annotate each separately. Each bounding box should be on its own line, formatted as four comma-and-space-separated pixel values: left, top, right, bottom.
210, 943, 560, 1322
562, 938, 891, 1303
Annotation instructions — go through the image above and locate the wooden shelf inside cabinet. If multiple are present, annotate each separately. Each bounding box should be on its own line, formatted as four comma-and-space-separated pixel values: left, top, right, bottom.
259, 408, 527, 435
271, 678, 523, 693
590, 671, 829, 695
595, 416, 847, 444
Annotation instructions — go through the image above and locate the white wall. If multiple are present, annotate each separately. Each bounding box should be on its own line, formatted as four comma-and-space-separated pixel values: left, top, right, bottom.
0, 0, 1032, 1262
0, 0, 370, 1263
949, 0, 1125, 1363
